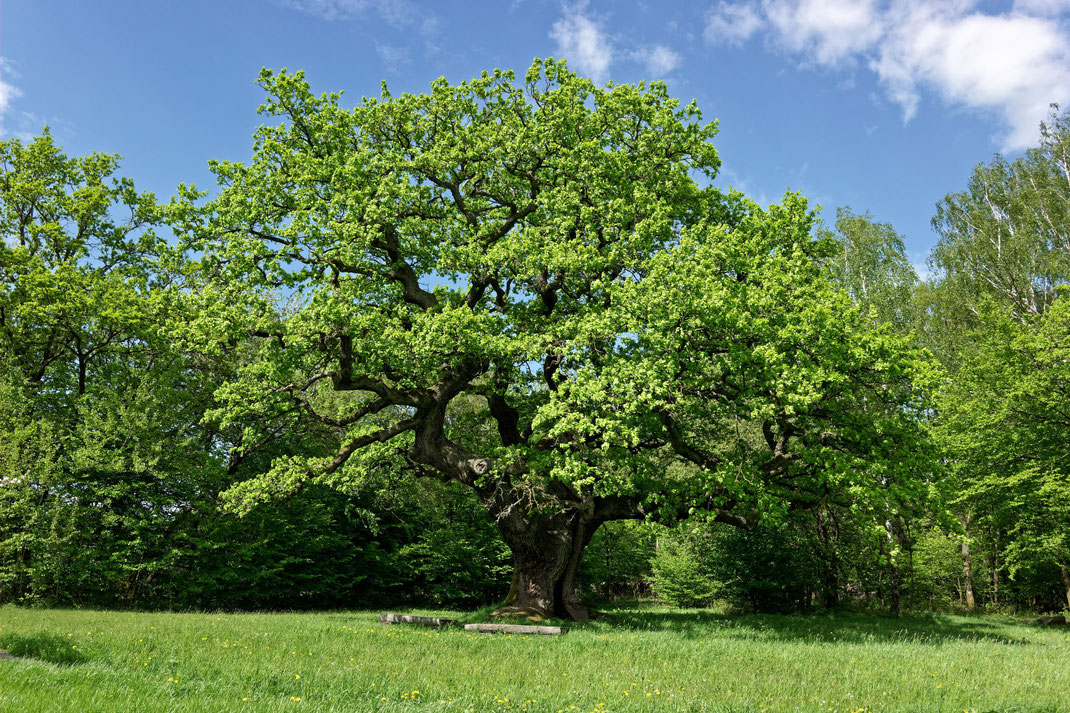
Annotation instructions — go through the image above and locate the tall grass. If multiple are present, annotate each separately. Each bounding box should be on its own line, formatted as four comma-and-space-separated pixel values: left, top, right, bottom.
0, 604, 1066, 712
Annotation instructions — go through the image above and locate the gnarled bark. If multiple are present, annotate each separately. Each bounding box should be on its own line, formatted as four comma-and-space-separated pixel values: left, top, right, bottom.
489, 486, 600, 622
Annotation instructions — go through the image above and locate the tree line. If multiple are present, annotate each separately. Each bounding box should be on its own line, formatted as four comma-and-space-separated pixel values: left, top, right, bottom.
0, 61, 1066, 618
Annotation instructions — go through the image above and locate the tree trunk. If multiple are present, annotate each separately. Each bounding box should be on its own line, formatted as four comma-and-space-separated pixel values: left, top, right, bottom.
884, 516, 900, 617
489, 489, 600, 622
879, 476, 900, 617
1061, 564, 1070, 610
503, 564, 520, 604
77, 352, 87, 396
960, 514, 976, 610
961, 539, 976, 610
814, 507, 839, 609
991, 549, 1000, 606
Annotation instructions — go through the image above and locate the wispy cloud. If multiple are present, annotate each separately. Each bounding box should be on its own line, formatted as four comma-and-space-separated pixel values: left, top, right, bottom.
276, 0, 415, 25
549, 4, 615, 83
276, 0, 442, 68
375, 43, 412, 72
0, 58, 23, 137
632, 45, 682, 76
703, 0, 1070, 150
549, 4, 687, 82
704, 2, 765, 47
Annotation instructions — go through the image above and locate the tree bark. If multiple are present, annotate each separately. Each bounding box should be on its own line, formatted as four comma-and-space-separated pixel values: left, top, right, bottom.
960, 513, 976, 610
479, 486, 657, 621
1061, 564, 1070, 611
884, 515, 901, 617
503, 565, 520, 605
814, 507, 839, 609
77, 351, 87, 396
961, 539, 976, 610
879, 475, 900, 618
492, 498, 599, 621
991, 549, 1000, 606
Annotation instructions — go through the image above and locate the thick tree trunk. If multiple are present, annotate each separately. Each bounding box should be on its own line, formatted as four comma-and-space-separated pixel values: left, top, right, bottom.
1061, 564, 1070, 610
501, 519, 597, 621
488, 488, 600, 622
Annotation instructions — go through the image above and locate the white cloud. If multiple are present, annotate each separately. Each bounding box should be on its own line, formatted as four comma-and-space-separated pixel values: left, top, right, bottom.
634, 45, 682, 76
549, 6, 614, 83
701, 0, 1070, 150
763, 0, 884, 66
875, 2, 1070, 148
278, 0, 414, 24
704, 2, 764, 46
0, 58, 22, 137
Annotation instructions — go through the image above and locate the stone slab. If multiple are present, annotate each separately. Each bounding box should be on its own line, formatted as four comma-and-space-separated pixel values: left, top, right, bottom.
378, 613, 455, 627
463, 623, 566, 635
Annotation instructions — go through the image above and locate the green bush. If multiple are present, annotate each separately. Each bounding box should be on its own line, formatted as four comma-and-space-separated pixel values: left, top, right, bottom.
704, 518, 823, 613
651, 528, 718, 607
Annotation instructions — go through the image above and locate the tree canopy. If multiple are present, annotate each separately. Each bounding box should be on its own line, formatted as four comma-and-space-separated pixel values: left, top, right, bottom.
173, 59, 939, 620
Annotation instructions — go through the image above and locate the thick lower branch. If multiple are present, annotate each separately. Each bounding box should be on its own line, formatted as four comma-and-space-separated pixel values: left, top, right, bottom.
322, 418, 419, 474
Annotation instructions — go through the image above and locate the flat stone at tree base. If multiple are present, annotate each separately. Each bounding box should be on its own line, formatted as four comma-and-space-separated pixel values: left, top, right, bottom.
0, 650, 13, 659
1036, 615, 1067, 626
464, 623, 566, 635
378, 613, 456, 627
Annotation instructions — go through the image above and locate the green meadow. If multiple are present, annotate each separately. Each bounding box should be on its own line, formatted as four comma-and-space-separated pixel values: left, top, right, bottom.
0, 605, 1067, 713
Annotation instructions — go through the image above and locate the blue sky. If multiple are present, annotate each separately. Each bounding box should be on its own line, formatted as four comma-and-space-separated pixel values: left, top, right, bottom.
4, 0, 1070, 273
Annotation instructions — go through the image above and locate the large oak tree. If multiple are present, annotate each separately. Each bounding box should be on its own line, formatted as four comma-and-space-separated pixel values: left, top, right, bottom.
178, 60, 937, 620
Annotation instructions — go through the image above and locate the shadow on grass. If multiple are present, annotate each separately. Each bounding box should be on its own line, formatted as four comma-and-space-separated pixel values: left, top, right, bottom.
0, 632, 87, 665
330, 602, 1035, 646
578, 603, 1033, 645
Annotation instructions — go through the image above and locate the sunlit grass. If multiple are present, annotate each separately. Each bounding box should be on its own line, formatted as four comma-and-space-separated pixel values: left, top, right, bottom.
0, 604, 1067, 712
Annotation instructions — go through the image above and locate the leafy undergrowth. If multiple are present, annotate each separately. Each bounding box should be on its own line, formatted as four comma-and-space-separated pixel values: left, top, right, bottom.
0, 605, 1067, 712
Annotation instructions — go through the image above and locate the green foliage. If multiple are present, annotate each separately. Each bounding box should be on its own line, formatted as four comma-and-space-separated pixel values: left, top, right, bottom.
8, 69, 1067, 619
900, 524, 963, 611
819, 206, 919, 329
0, 130, 163, 399
650, 527, 718, 608
578, 521, 658, 598
931, 105, 1070, 322
924, 106, 1070, 613
703, 519, 823, 613
936, 295, 1070, 609
0, 131, 508, 611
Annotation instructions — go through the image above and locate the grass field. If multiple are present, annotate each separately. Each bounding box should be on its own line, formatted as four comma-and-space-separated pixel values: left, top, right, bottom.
0, 604, 1067, 712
